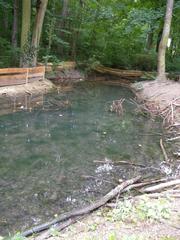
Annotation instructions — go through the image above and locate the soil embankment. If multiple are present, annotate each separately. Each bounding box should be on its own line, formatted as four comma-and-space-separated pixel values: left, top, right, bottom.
131, 79, 180, 162
0, 79, 55, 97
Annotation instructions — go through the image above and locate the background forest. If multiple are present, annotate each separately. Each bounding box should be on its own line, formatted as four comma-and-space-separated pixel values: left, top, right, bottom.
0, 0, 179, 71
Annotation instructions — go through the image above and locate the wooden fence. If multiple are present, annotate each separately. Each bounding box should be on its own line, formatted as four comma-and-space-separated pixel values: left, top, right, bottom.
0, 66, 45, 87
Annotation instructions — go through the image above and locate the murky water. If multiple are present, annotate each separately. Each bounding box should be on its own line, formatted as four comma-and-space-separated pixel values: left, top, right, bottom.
0, 82, 164, 235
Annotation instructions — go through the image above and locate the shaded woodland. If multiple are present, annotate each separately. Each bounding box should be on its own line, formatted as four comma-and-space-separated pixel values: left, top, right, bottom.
0, 0, 179, 72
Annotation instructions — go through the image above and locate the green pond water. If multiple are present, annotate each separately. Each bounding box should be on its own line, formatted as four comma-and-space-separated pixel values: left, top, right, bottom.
0, 82, 164, 235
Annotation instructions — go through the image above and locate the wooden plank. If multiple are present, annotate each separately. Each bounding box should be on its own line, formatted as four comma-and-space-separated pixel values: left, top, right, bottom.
0, 67, 45, 75
29, 66, 45, 74
0, 73, 26, 81
0, 74, 27, 81
0, 67, 45, 86
0, 68, 27, 74
0, 78, 26, 87
28, 72, 44, 79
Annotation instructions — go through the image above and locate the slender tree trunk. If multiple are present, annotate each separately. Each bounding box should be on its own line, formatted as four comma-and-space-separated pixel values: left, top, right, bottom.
157, 0, 174, 81
12, 0, 18, 48
146, 31, 154, 50
31, 0, 48, 67
20, 0, 31, 67
59, 0, 69, 56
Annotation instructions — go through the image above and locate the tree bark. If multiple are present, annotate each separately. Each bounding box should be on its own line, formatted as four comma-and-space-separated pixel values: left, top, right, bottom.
146, 31, 154, 50
12, 0, 19, 48
31, 0, 48, 67
58, 0, 69, 56
157, 0, 174, 81
20, 0, 31, 67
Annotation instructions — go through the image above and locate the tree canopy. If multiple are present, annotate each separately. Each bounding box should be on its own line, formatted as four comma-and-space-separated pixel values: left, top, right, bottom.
0, 0, 179, 71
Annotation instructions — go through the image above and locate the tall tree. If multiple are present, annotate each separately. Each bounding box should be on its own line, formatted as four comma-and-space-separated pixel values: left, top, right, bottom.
12, 0, 19, 48
157, 0, 174, 81
20, 0, 31, 67
31, 0, 48, 66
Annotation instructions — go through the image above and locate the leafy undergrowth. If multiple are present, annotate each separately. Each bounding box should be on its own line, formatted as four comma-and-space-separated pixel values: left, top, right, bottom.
106, 196, 171, 223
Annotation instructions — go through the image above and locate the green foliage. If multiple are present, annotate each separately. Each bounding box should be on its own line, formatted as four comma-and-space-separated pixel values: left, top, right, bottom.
106, 196, 171, 223
3, 234, 26, 240
107, 232, 117, 240
166, 56, 180, 72
131, 53, 157, 71
88, 223, 98, 231
0, 0, 179, 71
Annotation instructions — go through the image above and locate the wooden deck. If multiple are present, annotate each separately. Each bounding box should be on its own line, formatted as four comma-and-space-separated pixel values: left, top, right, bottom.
0, 66, 45, 87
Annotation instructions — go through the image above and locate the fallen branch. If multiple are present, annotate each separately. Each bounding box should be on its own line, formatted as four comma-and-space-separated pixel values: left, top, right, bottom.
124, 177, 169, 191
36, 218, 81, 240
141, 179, 180, 193
160, 138, 169, 162
21, 176, 141, 237
167, 136, 180, 141
93, 160, 145, 168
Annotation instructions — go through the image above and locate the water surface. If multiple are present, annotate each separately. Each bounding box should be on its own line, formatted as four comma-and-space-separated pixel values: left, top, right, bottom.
0, 82, 163, 235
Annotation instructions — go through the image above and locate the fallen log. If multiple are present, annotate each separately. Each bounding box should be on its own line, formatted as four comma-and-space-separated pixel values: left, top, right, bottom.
21, 176, 141, 237
94, 66, 143, 78
94, 65, 157, 81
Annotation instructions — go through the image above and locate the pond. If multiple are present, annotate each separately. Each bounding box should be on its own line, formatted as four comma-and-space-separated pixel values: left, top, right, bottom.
0, 81, 164, 235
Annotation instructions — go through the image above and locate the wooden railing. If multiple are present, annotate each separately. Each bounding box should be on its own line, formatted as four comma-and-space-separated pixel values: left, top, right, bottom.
0, 66, 45, 87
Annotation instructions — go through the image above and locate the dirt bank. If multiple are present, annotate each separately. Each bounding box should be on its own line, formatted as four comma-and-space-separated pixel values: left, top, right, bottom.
131, 80, 180, 125
0, 79, 55, 97
131, 79, 180, 161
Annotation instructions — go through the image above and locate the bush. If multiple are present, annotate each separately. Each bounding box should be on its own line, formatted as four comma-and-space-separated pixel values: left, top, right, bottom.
131, 53, 157, 71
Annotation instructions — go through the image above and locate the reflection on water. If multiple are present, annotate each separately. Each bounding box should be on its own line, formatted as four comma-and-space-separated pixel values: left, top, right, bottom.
0, 94, 44, 116
0, 82, 163, 235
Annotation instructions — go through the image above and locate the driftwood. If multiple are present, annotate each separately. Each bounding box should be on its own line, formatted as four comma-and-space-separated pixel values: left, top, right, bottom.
21, 176, 141, 237
141, 179, 180, 193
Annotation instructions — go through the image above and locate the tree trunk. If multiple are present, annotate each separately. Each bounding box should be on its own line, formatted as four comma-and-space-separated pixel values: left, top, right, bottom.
146, 31, 154, 50
31, 0, 48, 67
20, 0, 31, 67
59, 0, 69, 56
12, 0, 18, 48
157, 0, 174, 81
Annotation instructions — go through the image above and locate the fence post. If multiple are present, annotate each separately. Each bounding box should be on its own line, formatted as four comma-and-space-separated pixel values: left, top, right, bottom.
26, 68, 29, 84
